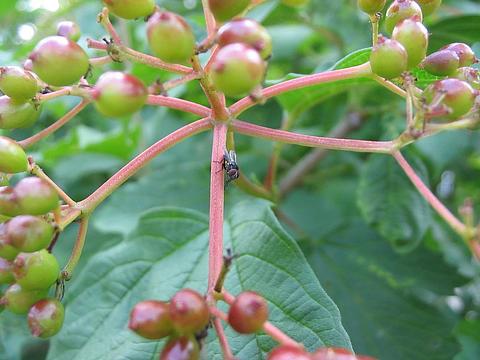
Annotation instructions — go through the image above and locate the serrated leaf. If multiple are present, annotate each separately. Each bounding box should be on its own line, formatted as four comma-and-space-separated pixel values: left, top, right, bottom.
47, 201, 351, 360
357, 154, 432, 253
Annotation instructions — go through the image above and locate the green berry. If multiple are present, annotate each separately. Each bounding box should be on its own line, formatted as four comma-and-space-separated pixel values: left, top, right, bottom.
416, 0, 442, 16
129, 300, 173, 340
0, 96, 41, 130
4, 215, 53, 253
0, 283, 47, 314
1, 224, 20, 260
93, 72, 147, 117
422, 49, 460, 76
228, 291, 268, 334
385, 0, 423, 34
392, 18, 428, 69
0, 257, 14, 284
169, 289, 209, 334
211, 43, 265, 97
0, 66, 38, 102
218, 19, 272, 60
147, 11, 195, 64
454, 67, 480, 90
29, 36, 89, 86
441, 43, 477, 67
370, 35, 408, 79
282, 0, 310, 7
424, 79, 476, 120
13, 249, 59, 290
102, 0, 155, 20
56, 21, 81, 42
160, 336, 200, 360
15, 177, 59, 215
357, 0, 386, 14
0, 186, 21, 218
208, 0, 251, 23
28, 298, 65, 338
267, 345, 310, 360
0, 136, 28, 174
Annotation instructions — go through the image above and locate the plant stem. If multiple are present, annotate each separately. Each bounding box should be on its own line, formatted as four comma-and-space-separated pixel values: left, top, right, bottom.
147, 95, 210, 117
120, 46, 192, 74
90, 56, 113, 67
230, 62, 372, 116
162, 72, 202, 91
58, 207, 82, 231
232, 120, 393, 153
208, 123, 227, 291
19, 101, 90, 148
370, 14, 380, 46
62, 217, 89, 280
392, 151, 466, 235
37, 88, 72, 102
77, 118, 212, 213
371, 73, 407, 97
98, 7, 122, 45
201, 0, 217, 36
212, 318, 235, 360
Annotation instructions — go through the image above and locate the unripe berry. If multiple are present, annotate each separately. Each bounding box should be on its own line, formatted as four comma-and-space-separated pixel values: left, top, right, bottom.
0, 186, 21, 218
0, 257, 14, 284
28, 298, 65, 338
454, 67, 480, 90
218, 19, 272, 60
416, 0, 442, 16
29, 36, 89, 86
1, 226, 21, 260
421, 50, 460, 76
103, 0, 155, 20
160, 336, 200, 360
228, 291, 268, 334
147, 11, 195, 64
0, 283, 47, 314
129, 300, 173, 339
211, 43, 265, 97
392, 18, 428, 69
169, 289, 209, 334
282, 0, 310, 7
424, 79, 476, 120
15, 177, 59, 215
208, 0, 251, 23
13, 249, 59, 290
441, 43, 477, 67
369, 35, 408, 79
385, 0, 423, 34
0, 136, 28, 174
0, 66, 38, 102
0, 96, 41, 130
56, 21, 81, 42
267, 345, 310, 360
93, 72, 147, 117
357, 0, 386, 15
4, 216, 53, 253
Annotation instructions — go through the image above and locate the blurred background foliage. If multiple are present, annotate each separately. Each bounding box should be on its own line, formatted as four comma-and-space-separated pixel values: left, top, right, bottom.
1, 0, 480, 359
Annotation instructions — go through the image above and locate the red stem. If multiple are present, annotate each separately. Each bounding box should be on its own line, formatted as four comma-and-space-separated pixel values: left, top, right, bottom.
232, 120, 393, 153
208, 123, 227, 291
213, 318, 235, 360
147, 95, 210, 117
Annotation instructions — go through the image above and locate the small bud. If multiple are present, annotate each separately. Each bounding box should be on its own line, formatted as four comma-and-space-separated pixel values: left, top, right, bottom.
421, 49, 460, 76
370, 35, 408, 79
56, 21, 81, 42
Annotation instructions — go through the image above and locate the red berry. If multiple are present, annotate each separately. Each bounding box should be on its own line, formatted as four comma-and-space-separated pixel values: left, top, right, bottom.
4, 215, 53, 252
218, 19, 272, 60
357, 0, 386, 15
441, 43, 477, 67
56, 21, 81, 42
147, 11, 196, 64
422, 49, 460, 76
103, 0, 155, 20
15, 177, 59, 215
228, 291, 268, 334
385, 0, 423, 34
267, 345, 310, 360
28, 298, 65, 338
169, 289, 209, 334
129, 300, 173, 339
416, 0, 442, 16
0, 95, 41, 130
0, 66, 39, 102
160, 336, 200, 360
0, 257, 14, 284
93, 71, 148, 117
392, 18, 428, 69
0, 283, 47, 314
29, 36, 89, 86
13, 249, 59, 290
208, 0, 251, 23
211, 43, 265, 97
369, 35, 407, 79
0, 136, 28, 174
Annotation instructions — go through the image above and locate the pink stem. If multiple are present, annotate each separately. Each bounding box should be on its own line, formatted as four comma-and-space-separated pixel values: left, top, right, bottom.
90, 56, 113, 67
87, 38, 108, 50
38, 88, 72, 102
232, 120, 393, 153
77, 118, 212, 213
62, 216, 89, 280
213, 317, 235, 360
229, 62, 371, 115
99, 7, 123, 45
202, 0, 217, 36
208, 123, 227, 291
392, 151, 466, 235
120, 47, 192, 74
19, 101, 90, 148
147, 95, 210, 117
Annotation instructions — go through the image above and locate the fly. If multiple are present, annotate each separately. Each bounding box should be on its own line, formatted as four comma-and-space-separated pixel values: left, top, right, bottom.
223, 148, 240, 184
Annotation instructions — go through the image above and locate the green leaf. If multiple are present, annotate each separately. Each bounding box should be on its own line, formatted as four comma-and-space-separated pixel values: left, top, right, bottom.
48, 201, 351, 360
454, 319, 480, 360
429, 15, 480, 51
357, 154, 432, 253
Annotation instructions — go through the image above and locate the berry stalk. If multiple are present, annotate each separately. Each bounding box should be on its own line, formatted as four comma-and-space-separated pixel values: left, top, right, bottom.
61, 216, 89, 280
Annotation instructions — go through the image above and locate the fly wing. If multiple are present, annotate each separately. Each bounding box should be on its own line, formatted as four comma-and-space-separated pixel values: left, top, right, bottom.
229, 150, 237, 163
